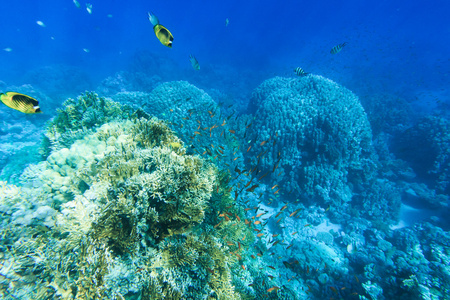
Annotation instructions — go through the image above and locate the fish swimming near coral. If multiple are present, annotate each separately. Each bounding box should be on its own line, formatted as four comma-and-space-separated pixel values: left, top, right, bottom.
294, 67, 308, 77
330, 42, 347, 54
189, 54, 200, 70
148, 12, 174, 48
0, 92, 42, 114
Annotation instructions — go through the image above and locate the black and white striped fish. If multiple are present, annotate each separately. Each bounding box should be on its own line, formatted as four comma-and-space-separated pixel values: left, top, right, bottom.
330, 42, 347, 54
293, 67, 308, 77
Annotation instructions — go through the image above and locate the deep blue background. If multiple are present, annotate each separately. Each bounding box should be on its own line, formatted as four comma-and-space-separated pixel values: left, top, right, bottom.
0, 0, 449, 107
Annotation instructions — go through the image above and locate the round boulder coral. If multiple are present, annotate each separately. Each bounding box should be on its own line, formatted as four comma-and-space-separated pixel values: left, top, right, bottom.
246, 75, 375, 208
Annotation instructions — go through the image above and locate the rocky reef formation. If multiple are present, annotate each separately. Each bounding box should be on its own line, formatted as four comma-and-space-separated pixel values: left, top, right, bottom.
244, 75, 399, 224
392, 115, 450, 195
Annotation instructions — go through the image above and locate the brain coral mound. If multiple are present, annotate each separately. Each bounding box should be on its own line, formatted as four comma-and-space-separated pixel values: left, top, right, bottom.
246, 75, 376, 211
0, 98, 254, 299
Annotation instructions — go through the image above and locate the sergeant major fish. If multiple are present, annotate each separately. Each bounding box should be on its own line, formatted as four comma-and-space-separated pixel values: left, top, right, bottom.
148, 12, 173, 48
330, 42, 347, 54
294, 67, 308, 77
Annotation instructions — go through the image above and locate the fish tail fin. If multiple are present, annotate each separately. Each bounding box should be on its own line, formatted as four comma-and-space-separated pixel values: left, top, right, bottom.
148, 12, 159, 26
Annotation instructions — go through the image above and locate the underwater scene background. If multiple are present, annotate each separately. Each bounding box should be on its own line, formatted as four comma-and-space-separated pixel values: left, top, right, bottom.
0, 0, 450, 299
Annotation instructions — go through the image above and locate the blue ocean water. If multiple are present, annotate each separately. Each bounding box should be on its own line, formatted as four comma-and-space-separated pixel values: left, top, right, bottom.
1, 0, 450, 299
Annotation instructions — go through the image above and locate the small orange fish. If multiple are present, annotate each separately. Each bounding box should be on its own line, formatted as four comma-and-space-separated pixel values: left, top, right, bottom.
276, 218, 282, 224
272, 240, 280, 246
254, 220, 262, 225
291, 231, 298, 236
246, 185, 259, 192
272, 162, 279, 173
256, 212, 265, 218
257, 233, 264, 237
229, 129, 236, 134
271, 184, 278, 190
194, 131, 201, 135
275, 211, 283, 218
233, 157, 238, 161
268, 266, 276, 270
280, 204, 288, 211
258, 172, 269, 180
286, 244, 293, 250
260, 140, 267, 146
272, 234, 279, 237
236, 214, 241, 222
289, 209, 301, 217
274, 189, 280, 194
257, 253, 262, 257
304, 224, 311, 227
247, 145, 252, 152
267, 286, 279, 293
241, 265, 246, 270
329, 286, 338, 295
251, 255, 256, 259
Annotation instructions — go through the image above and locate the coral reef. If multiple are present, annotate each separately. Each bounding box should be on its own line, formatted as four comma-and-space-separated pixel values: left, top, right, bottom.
244, 75, 386, 222
41, 91, 141, 158
0, 95, 257, 299
392, 115, 450, 194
